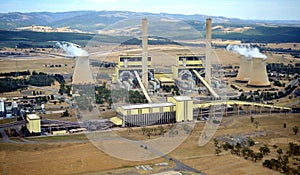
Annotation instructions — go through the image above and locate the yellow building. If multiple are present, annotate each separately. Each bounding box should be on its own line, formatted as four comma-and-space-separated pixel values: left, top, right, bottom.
115, 96, 194, 127
26, 114, 41, 133
117, 102, 176, 127
112, 55, 154, 83
172, 55, 204, 79
167, 96, 193, 122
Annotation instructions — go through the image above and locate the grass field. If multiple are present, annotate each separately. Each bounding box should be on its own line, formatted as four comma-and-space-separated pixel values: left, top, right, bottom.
0, 113, 299, 175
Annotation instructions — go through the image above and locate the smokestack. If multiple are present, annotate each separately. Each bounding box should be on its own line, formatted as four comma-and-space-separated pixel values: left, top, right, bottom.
205, 18, 212, 85
247, 57, 270, 87
236, 56, 251, 82
72, 56, 94, 85
142, 18, 148, 89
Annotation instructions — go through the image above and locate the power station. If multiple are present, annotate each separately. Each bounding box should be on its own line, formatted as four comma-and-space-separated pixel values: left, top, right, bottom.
111, 17, 220, 126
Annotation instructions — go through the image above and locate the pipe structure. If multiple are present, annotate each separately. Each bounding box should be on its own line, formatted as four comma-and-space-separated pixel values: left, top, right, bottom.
205, 18, 212, 86
193, 70, 220, 99
134, 71, 152, 103
142, 18, 148, 89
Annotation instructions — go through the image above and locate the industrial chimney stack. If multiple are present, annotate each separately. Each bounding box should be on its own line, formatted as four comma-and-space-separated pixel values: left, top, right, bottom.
142, 18, 148, 89
247, 57, 270, 87
236, 56, 251, 82
205, 18, 212, 85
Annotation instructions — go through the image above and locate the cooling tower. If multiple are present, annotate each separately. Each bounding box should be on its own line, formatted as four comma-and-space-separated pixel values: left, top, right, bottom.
142, 18, 148, 89
72, 56, 94, 85
205, 18, 212, 85
247, 57, 270, 87
236, 56, 251, 82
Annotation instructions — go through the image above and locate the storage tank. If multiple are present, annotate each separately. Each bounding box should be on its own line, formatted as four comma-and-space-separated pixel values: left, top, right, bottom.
247, 57, 270, 87
236, 56, 251, 82
0, 98, 6, 117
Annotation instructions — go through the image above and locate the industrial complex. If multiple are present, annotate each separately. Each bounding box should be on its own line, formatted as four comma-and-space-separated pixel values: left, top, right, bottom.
1, 17, 297, 134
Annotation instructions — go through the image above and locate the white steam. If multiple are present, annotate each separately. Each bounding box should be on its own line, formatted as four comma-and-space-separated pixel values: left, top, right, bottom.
226, 44, 267, 59
56, 41, 88, 57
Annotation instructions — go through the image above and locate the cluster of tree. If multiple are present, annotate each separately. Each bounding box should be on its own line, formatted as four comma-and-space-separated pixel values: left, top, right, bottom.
161, 85, 180, 95
32, 90, 43, 96
0, 71, 67, 93
61, 110, 70, 117
95, 84, 112, 107
27, 73, 55, 86
0, 70, 31, 77
0, 78, 27, 93
236, 85, 297, 102
214, 138, 261, 160
59, 83, 71, 96
140, 124, 174, 139
267, 63, 300, 75
129, 90, 147, 104
263, 143, 300, 174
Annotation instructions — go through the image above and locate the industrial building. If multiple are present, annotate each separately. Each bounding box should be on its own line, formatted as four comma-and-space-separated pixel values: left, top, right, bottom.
112, 55, 154, 84
0, 98, 6, 118
26, 114, 41, 133
116, 96, 193, 127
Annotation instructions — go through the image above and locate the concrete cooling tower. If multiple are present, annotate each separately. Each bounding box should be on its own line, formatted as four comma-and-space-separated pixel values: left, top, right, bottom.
236, 56, 251, 82
247, 57, 270, 87
72, 56, 94, 85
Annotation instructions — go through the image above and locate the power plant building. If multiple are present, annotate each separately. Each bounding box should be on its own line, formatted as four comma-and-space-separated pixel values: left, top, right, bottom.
172, 55, 204, 79
112, 56, 154, 83
116, 96, 193, 127
26, 114, 41, 133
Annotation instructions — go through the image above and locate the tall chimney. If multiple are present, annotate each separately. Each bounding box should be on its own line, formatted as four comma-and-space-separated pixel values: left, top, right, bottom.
142, 18, 148, 89
205, 18, 212, 85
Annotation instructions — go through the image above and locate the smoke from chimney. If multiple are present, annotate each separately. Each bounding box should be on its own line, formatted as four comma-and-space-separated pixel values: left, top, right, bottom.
56, 41, 88, 57
226, 44, 266, 59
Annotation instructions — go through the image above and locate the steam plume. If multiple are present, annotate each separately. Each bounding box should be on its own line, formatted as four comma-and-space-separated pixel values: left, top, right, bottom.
226, 44, 266, 59
56, 41, 88, 57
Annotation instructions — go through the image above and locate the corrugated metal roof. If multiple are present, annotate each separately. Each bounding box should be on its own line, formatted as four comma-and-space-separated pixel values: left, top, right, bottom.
121, 102, 175, 110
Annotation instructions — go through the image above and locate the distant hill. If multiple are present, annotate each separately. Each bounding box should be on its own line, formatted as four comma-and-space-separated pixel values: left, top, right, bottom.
1, 10, 299, 33
0, 10, 300, 48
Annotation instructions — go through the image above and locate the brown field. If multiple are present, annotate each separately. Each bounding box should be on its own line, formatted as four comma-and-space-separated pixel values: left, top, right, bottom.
1, 113, 299, 175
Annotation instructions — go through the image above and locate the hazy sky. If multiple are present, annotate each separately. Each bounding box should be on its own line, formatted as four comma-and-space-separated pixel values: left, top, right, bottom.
0, 0, 299, 20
